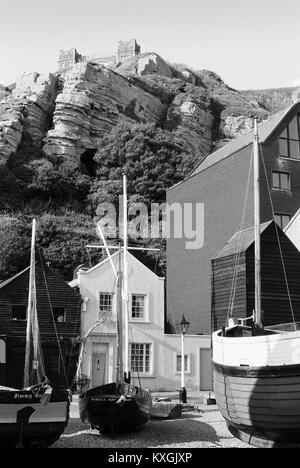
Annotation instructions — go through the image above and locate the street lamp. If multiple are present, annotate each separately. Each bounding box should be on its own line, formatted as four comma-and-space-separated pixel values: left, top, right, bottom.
179, 315, 190, 403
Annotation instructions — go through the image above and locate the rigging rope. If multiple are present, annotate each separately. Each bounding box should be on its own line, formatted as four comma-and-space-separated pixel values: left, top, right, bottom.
38, 248, 70, 388
260, 143, 296, 329
226, 150, 254, 324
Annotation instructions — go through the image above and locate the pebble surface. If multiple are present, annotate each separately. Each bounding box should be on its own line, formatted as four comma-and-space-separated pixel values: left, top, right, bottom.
52, 407, 252, 449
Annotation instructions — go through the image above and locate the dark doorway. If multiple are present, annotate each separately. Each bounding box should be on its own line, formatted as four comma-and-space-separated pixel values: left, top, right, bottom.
80, 149, 97, 176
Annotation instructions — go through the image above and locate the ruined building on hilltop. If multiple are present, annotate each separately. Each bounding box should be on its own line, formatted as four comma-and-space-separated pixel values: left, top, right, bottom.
57, 39, 141, 72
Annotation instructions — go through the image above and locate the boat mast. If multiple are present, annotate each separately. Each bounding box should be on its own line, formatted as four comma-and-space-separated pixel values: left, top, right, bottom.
254, 119, 263, 329
123, 174, 130, 381
24, 219, 36, 388
116, 250, 124, 386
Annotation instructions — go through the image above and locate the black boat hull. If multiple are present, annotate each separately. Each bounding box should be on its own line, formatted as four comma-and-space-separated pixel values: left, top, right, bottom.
79, 383, 152, 434
0, 388, 70, 447
213, 362, 300, 447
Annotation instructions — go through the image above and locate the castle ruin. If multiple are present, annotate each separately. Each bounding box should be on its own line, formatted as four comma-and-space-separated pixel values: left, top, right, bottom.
57, 39, 141, 72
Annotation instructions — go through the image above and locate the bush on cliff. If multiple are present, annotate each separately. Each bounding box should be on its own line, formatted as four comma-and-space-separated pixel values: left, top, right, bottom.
88, 122, 197, 210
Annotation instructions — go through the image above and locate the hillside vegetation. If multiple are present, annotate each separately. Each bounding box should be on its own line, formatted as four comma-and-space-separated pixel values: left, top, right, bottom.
0, 54, 296, 281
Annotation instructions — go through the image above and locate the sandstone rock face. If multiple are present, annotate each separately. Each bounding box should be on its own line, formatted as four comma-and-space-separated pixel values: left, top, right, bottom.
0, 108, 23, 165
196, 70, 268, 146
165, 86, 214, 155
292, 87, 300, 103
116, 53, 175, 79
0, 72, 58, 164
13, 72, 58, 145
222, 115, 254, 139
0, 84, 12, 102
43, 62, 169, 166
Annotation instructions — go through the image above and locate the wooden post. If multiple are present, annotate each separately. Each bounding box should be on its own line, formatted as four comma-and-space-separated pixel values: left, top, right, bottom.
123, 174, 130, 380
254, 119, 263, 329
24, 219, 36, 388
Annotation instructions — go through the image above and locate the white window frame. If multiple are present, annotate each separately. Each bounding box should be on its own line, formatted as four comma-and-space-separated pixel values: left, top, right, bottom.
98, 291, 115, 321
130, 293, 149, 322
130, 343, 153, 376
174, 353, 191, 375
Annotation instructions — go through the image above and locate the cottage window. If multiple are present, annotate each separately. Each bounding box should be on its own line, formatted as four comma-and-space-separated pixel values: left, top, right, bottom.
278, 115, 300, 160
274, 213, 291, 230
12, 305, 27, 321
53, 307, 66, 323
99, 292, 113, 318
176, 354, 189, 373
272, 171, 291, 191
131, 294, 146, 320
130, 343, 151, 374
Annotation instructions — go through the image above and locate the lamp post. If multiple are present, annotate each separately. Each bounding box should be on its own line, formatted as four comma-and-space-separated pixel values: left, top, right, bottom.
179, 315, 190, 403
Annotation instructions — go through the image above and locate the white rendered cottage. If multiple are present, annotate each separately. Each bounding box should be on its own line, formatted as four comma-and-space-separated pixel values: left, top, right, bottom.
70, 251, 212, 392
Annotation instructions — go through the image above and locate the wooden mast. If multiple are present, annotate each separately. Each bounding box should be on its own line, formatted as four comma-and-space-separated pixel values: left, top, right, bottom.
254, 119, 263, 329
116, 250, 124, 386
24, 219, 36, 388
123, 174, 130, 381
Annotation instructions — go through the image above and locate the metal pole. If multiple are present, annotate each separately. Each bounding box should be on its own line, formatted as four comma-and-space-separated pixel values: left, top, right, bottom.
179, 332, 187, 403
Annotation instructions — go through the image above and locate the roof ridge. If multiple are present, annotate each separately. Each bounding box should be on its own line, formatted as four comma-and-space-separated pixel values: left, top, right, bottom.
0, 266, 31, 290
186, 102, 298, 179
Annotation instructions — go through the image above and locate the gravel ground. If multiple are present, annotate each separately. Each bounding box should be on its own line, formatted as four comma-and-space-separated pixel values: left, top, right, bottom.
52, 407, 252, 448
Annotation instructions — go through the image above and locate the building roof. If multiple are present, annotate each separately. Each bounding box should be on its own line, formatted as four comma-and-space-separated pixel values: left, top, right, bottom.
213, 221, 273, 260
69, 248, 164, 287
188, 102, 298, 178
284, 208, 300, 233
0, 266, 30, 290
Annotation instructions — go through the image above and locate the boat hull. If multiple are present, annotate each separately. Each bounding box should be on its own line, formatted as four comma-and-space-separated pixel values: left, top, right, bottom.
213, 362, 300, 447
79, 383, 152, 434
0, 388, 69, 447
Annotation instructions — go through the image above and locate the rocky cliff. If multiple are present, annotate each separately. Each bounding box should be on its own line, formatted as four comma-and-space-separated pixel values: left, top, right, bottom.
241, 86, 297, 113
0, 72, 57, 165
0, 51, 278, 170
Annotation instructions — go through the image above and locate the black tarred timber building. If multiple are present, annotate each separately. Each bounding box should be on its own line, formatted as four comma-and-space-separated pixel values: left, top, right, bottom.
0, 262, 81, 389
212, 221, 300, 332
167, 102, 300, 335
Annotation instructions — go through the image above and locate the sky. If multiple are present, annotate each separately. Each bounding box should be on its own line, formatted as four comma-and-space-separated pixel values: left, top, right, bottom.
0, 0, 299, 90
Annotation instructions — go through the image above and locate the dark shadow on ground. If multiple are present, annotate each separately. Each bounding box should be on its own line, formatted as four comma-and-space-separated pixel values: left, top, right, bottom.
52, 414, 231, 448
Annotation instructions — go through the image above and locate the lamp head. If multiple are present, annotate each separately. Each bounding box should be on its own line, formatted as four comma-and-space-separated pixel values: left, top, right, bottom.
180, 315, 190, 335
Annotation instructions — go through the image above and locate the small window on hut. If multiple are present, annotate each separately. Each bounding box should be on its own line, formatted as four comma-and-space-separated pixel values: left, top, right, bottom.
274, 213, 291, 230
53, 307, 66, 323
12, 305, 27, 321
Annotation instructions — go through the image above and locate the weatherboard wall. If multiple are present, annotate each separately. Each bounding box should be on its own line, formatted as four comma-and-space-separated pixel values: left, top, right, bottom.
0, 263, 81, 388
211, 223, 300, 331
167, 104, 300, 335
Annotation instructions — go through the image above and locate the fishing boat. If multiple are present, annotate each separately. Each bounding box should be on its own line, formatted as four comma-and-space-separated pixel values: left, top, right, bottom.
212, 119, 300, 448
78, 175, 152, 434
0, 220, 70, 448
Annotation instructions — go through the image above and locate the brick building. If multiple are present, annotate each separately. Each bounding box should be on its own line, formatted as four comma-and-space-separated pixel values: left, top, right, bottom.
167, 102, 300, 335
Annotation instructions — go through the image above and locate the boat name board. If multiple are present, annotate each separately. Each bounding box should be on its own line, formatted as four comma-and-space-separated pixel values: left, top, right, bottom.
14, 393, 33, 400
90, 397, 118, 402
